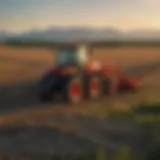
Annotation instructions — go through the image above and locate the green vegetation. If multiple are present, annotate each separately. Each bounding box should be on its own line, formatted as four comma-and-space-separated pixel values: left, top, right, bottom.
89, 99, 160, 125
133, 103, 160, 125
54, 101, 159, 160
0, 102, 159, 160
4, 39, 160, 48
4, 39, 55, 47
38, 144, 159, 160
134, 103, 160, 115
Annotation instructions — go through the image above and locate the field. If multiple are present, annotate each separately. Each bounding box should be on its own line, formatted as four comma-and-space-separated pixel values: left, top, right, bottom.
0, 45, 160, 84
0, 45, 160, 159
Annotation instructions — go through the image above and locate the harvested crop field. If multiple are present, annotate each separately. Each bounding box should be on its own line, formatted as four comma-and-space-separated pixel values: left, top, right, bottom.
0, 45, 159, 108
0, 45, 160, 84
0, 45, 159, 159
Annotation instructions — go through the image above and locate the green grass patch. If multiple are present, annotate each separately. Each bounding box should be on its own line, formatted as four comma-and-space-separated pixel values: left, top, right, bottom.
65, 144, 160, 160
107, 109, 135, 120
88, 100, 160, 124
134, 103, 160, 115
133, 102, 160, 124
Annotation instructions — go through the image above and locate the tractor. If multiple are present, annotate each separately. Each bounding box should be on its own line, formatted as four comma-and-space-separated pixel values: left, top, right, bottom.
38, 44, 141, 104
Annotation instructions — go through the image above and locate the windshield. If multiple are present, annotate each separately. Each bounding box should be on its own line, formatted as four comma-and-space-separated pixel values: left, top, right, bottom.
56, 50, 77, 66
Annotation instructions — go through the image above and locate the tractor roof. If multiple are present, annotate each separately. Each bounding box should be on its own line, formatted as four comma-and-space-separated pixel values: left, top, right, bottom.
56, 42, 91, 49
56, 43, 90, 51
58, 44, 77, 51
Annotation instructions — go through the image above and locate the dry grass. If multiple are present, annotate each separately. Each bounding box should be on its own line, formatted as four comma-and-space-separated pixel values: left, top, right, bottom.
0, 45, 160, 118
0, 46, 54, 84
0, 45, 160, 84
0, 45, 159, 159
0, 87, 159, 127
93, 47, 160, 70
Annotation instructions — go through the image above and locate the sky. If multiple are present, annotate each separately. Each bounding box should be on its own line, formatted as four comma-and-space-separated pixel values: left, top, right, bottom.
0, 0, 160, 33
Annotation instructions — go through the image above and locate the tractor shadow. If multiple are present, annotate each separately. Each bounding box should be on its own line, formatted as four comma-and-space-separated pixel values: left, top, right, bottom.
0, 61, 160, 113
0, 82, 64, 113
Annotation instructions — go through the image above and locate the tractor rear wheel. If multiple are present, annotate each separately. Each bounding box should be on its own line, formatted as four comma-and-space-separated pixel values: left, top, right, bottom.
39, 93, 53, 102
63, 75, 83, 104
104, 76, 119, 96
87, 73, 102, 100
38, 74, 56, 102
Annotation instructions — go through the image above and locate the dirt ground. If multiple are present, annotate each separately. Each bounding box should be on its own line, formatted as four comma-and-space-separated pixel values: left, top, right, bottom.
0, 45, 160, 159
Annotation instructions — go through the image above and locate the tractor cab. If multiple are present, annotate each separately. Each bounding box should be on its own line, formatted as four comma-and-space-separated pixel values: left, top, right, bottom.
39, 44, 104, 104
55, 45, 89, 68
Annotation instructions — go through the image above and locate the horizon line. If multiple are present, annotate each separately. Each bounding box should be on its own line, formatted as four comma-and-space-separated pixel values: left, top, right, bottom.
1, 25, 160, 35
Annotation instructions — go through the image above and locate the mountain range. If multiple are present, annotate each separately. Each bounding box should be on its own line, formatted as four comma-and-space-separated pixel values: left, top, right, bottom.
0, 31, 12, 42
1, 27, 160, 42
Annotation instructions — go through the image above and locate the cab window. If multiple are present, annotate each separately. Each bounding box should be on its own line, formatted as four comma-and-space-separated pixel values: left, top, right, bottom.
56, 50, 76, 66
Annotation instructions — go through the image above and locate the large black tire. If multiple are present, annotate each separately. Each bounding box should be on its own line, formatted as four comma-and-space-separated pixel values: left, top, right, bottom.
39, 93, 53, 102
103, 76, 119, 96
85, 72, 103, 100
63, 74, 84, 104
38, 74, 56, 102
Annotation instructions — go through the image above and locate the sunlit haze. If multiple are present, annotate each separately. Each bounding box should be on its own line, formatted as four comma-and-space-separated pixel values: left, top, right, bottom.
0, 0, 160, 33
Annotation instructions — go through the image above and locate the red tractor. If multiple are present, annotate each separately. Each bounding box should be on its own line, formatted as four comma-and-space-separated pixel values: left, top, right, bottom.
38, 44, 141, 104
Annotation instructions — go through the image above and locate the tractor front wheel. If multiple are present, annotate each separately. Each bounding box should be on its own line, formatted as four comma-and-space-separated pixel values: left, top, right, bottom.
63, 75, 83, 104
87, 74, 102, 100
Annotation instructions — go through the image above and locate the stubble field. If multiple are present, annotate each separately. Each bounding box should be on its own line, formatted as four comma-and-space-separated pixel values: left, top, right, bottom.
0, 45, 160, 84
0, 45, 159, 159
